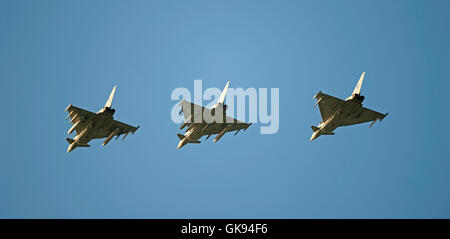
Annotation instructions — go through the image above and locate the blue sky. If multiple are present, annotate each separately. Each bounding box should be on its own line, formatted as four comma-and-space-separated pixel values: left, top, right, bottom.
1, 0, 449, 218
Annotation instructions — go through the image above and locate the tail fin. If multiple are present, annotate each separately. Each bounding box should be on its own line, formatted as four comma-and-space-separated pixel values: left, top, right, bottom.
217, 81, 230, 105
66, 138, 74, 144
105, 85, 117, 108
352, 72, 365, 95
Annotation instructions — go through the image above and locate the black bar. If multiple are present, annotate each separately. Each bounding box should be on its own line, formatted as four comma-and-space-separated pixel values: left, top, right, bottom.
1, 219, 448, 237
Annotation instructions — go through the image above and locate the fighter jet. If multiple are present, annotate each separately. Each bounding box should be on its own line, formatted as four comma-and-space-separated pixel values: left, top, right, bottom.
65, 85, 139, 152
311, 72, 388, 141
177, 81, 251, 149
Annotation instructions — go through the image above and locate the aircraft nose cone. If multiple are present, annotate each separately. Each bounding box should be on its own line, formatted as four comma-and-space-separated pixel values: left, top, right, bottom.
310, 132, 319, 141
67, 143, 76, 152
177, 140, 185, 149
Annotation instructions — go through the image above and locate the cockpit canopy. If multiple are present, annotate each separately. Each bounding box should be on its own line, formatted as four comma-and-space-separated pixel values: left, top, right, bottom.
97, 107, 116, 114
346, 93, 365, 102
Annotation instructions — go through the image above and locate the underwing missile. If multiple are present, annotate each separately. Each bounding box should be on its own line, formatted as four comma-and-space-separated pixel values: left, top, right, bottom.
122, 131, 130, 140
65, 104, 72, 112
313, 91, 322, 100
202, 123, 212, 132
369, 118, 377, 128
314, 97, 323, 107
68, 121, 80, 134
67, 111, 77, 123
213, 126, 228, 142
103, 128, 119, 146
70, 113, 78, 124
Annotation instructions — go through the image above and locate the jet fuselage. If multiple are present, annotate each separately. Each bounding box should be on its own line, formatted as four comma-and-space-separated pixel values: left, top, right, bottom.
177, 105, 228, 149
310, 95, 364, 141
67, 108, 115, 152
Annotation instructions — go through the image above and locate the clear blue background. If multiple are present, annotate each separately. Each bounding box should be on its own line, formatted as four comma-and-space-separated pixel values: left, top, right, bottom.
1, 0, 449, 218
